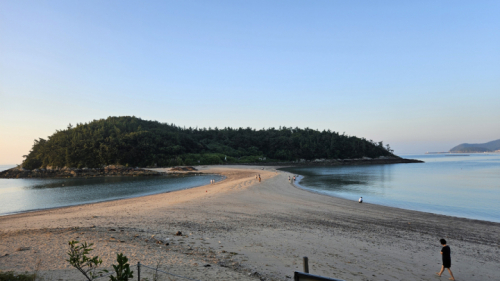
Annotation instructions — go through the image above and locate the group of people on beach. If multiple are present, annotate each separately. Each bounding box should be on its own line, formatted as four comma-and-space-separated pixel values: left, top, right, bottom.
288, 175, 297, 183
255, 174, 261, 182
210, 179, 215, 184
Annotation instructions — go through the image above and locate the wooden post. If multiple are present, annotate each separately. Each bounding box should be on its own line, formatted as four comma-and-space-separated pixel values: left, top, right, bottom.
137, 262, 141, 281
303, 256, 309, 273
294, 271, 300, 281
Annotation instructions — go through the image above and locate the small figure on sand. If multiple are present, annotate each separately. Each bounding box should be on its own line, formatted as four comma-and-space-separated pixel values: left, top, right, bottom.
436, 239, 455, 280
258, 175, 261, 182
358, 197, 363, 203
288, 176, 291, 182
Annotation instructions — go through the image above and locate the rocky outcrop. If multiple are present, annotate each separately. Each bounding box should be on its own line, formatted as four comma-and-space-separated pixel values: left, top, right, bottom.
170, 166, 198, 171
0, 166, 165, 179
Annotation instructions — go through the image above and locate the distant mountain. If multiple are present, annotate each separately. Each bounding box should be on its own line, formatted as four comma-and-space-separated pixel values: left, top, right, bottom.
449, 146, 492, 153
450, 139, 500, 153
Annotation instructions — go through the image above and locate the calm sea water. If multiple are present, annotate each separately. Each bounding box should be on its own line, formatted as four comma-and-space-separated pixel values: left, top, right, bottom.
0, 165, 223, 216
282, 154, 500, 223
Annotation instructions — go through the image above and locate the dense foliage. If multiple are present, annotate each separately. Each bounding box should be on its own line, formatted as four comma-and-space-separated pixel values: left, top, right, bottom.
22, 116, 395, 169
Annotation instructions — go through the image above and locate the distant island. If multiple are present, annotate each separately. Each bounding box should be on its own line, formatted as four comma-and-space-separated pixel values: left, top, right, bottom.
18, 116, 401, 170
449, 139, 500, 153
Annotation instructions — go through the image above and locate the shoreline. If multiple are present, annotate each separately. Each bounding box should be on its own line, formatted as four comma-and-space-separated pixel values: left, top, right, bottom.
0, 165, 498, 281
287, 171, 499, 224
0, 166, 165, 179
294, 178, 498, 224
2, 163, 495, 224
0, 157, 422, 179
0, 173, 226, 217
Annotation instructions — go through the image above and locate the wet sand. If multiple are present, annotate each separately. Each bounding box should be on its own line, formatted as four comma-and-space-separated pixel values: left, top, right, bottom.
0, 165, 498, 280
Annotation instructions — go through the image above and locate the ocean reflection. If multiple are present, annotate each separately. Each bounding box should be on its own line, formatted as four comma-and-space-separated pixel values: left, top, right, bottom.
295, 165, 393, 195
0, 174, 224, 216
283, 154, 500, 222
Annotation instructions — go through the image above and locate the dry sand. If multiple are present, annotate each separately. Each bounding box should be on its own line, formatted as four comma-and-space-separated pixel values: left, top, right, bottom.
0, 165, 498, 281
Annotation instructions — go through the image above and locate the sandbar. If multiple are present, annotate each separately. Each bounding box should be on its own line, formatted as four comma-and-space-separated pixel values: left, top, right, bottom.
0, 165, 498, 280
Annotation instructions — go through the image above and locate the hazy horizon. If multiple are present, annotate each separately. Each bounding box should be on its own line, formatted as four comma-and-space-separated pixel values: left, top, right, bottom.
1, 1, 499, 165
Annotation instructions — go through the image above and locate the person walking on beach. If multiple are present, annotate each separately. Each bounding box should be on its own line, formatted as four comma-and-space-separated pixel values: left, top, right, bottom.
436, 239, 455, 280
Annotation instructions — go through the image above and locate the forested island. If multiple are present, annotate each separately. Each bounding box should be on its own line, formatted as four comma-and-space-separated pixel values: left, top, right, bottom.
18, 116, 401, 170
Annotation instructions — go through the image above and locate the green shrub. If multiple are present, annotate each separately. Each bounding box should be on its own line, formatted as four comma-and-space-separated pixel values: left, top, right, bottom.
0, 271, 37, 281
109, 253, 133, 281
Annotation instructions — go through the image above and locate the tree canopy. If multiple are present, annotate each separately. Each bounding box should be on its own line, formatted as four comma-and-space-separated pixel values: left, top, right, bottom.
22, 116, 395, 169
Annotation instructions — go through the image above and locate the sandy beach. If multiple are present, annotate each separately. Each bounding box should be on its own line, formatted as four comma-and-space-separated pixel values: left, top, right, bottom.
0, 165, 498, 281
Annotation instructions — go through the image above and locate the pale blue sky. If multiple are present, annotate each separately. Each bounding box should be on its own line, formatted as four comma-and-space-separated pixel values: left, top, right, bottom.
1, 1, 499, 164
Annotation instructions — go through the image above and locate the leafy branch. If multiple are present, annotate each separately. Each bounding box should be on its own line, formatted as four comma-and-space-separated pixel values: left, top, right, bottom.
110, 253, 133, 281
66, 240, 107, 280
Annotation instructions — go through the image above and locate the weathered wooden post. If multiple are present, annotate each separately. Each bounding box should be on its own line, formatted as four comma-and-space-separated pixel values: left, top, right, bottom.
137, 261, 141, 281
303, 256, 309, 273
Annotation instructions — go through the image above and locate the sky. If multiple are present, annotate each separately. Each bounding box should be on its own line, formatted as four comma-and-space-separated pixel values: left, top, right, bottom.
1, 1, 499, 165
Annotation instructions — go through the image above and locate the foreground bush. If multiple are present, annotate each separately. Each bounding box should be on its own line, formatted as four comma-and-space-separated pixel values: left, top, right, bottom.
0, 271, 37, 281
67, 240, 133, 281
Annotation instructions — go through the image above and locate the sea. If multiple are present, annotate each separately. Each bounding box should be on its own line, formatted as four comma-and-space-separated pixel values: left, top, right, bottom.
282, 154, 500, 223
2, 155, 499, 222
0, 165, 223, 216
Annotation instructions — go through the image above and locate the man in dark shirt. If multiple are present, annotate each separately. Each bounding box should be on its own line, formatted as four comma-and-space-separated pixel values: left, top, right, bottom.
436, 238, 455, 280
